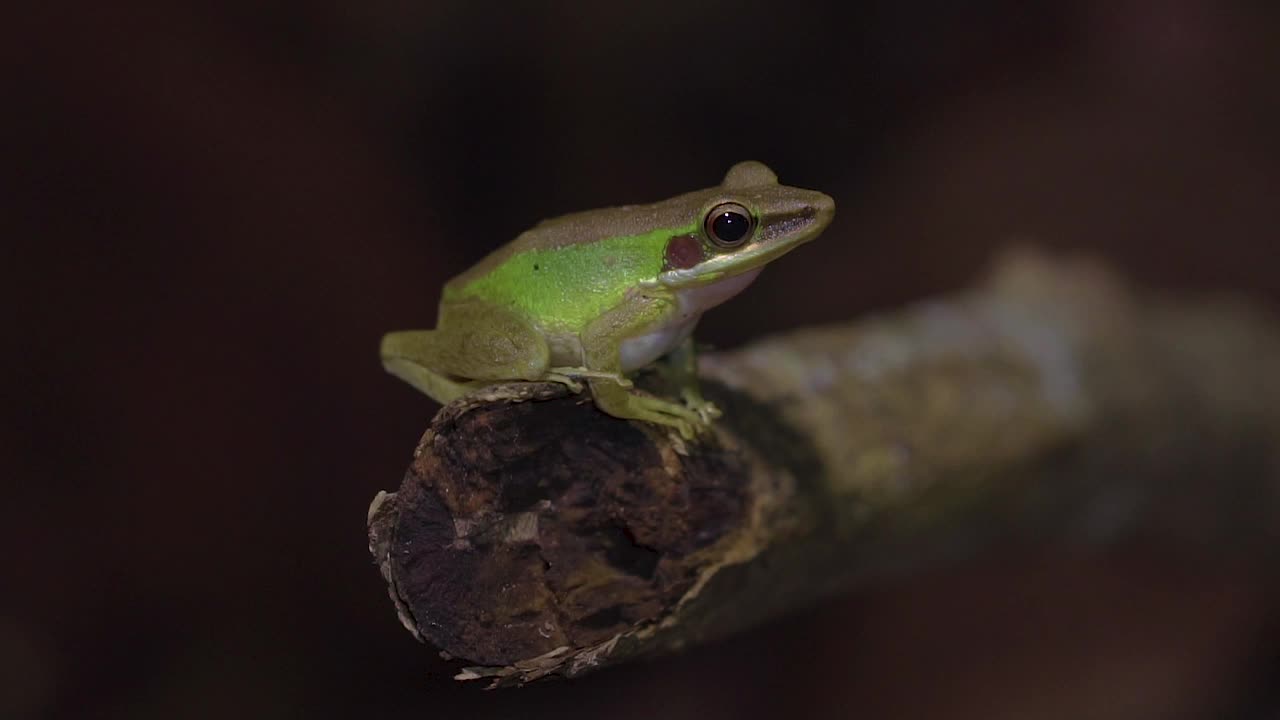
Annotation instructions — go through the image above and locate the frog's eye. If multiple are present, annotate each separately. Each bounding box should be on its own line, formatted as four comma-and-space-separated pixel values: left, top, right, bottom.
704, 202, 754, 248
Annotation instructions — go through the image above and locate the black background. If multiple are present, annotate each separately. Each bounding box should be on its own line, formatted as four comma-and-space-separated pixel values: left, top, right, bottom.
6, 2, 1280, 718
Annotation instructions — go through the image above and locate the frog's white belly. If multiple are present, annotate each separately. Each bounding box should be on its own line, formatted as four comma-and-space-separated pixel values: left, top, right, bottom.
620, 316, 699, 371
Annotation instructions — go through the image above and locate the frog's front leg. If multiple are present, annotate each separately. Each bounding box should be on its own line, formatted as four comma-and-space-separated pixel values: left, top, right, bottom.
581, 298, 705, 439
663, 335, 722, 424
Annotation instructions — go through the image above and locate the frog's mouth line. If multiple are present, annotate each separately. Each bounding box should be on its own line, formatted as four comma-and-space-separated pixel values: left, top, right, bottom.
656, 205, 829, 288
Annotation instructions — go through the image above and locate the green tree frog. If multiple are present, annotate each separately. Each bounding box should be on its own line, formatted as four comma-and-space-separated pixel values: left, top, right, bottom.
381, 161, 834, 438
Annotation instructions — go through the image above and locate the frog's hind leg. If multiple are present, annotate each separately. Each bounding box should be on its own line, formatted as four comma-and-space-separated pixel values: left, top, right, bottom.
380, 301, 552, 403
380, 331, 485, 404
545, 366, 633, 390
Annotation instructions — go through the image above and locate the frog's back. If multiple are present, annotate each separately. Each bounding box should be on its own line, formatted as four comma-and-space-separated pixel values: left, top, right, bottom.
442, 197, 701, 329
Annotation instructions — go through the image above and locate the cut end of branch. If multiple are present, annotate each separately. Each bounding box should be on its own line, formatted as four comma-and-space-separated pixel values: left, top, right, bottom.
368, 382, 755, 682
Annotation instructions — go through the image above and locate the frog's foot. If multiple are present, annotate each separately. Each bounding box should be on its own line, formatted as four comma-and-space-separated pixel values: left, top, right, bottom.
628, 394, 708, 440
680, 388, 723, 424
542, 371, 584, 394
547, 366, 634, 389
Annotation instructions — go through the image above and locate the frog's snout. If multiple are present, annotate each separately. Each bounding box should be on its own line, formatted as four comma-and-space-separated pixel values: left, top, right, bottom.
762, 191, 835, 243
809, 192, 836, 229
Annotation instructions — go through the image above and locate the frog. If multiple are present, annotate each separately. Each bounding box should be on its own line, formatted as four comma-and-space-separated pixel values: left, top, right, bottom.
380, 161, 835, 438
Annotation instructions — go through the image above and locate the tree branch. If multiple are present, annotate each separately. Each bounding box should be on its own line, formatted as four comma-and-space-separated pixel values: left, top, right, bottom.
367, 250, 1280, 686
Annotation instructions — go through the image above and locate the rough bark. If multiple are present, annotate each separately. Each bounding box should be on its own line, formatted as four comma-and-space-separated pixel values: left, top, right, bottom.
367, 251, 1280, 686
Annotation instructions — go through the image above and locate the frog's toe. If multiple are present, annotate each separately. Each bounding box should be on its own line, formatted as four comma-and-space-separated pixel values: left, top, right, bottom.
679, 390, 723, 424
695, 402, 722, 424
543, 371, 585, 394
627, 394, 707, 437
674, 419, 696, 440
549, 366, 634, 388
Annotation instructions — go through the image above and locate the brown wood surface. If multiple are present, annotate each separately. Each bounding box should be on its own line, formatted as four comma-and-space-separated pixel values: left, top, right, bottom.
369, 254, 1280, 686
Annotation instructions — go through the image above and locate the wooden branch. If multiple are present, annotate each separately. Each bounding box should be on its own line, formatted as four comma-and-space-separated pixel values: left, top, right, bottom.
367, 250, 1280, 686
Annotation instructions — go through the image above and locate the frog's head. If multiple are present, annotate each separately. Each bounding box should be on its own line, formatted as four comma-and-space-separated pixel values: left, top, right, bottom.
657, 161, 835, 291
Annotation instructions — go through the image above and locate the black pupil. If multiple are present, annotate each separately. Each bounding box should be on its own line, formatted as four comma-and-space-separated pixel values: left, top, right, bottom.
712, 211, 750, 244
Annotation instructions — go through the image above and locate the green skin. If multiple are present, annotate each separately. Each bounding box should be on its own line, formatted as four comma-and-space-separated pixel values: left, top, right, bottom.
381, 161, 835, 438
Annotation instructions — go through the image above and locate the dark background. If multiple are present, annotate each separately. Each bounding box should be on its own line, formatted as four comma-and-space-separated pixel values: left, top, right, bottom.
5, 1, 1279, 718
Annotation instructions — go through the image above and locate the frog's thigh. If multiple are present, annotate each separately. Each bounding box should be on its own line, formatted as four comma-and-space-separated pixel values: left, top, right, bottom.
384, 301, 549, 381
379, 339, 476, 404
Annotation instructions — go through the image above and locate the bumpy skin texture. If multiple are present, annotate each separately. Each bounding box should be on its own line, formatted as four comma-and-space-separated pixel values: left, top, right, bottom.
381, 161, 835, 437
